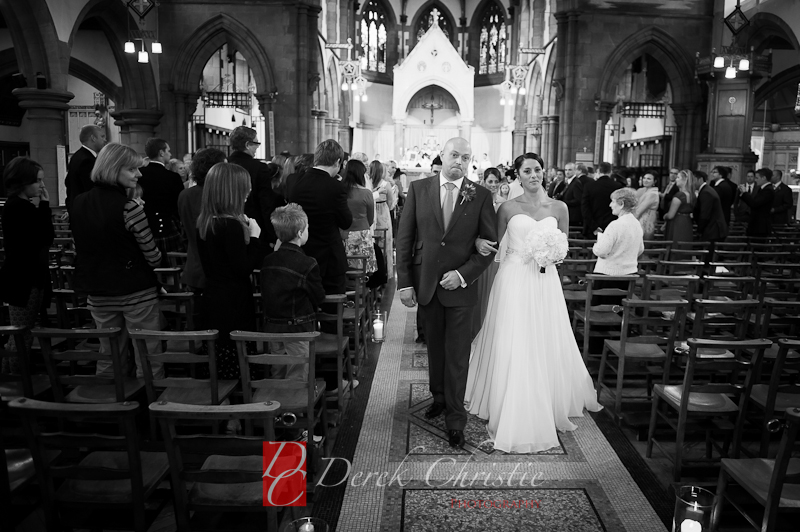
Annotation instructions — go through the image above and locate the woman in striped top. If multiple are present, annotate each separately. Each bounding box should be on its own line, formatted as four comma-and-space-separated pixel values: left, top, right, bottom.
71, 143, 164, 379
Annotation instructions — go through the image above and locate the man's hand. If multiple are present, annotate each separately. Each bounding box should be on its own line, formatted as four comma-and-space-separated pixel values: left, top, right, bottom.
400, 288, 417, 307
475, 237, 498, 256
439, 271, 461, 290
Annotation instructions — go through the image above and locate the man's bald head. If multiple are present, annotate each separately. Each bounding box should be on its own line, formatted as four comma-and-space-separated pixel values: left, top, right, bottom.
440, 137, 472, 181
79, 125, 107, 152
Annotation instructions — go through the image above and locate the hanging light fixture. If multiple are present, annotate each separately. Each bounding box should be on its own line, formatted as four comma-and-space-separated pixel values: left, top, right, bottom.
125, 0, 163, 58
500, 96, 506, 106
361, 93, 368, 102
713, 55, 724, 69
519, 87, 527, 95
738, 57, 749, 70
151, 41, 162, 54
138, 41, 149, 64
725, 63, 737, 79
350, 82, 357, 91
125, 41, 135, 53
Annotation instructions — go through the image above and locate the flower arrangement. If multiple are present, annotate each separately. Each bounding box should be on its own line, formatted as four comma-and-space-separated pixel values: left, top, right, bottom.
521, 226, 569, 273
460, 183, 476, 204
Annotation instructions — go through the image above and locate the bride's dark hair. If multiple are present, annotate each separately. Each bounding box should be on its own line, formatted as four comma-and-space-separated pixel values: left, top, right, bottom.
513, 153, 545, 173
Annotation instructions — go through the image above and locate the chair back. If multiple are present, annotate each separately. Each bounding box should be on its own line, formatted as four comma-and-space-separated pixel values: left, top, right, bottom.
584, 274, 638, 312
762, 339, 800, 417
641, 274, 700, 309
34, 327, 128, 403
690, 299, 759, 340
660, 260, 705, 276
158, 292, 196, 332
767, 406, 800, 503
0, 326, 34, 399
701, 276, 756, 301
759, 299, 800, 340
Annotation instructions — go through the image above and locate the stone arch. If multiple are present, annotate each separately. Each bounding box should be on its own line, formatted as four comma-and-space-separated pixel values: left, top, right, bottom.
524, 60, 544, 124
171, 13, 276, 101
397, 80, 467, 121
325, 56, 340, 122
741, 12, 800, 54
515, 60, 542, 125
597, 26, 700, 106
68, 58, 122, 106
358, 0, 398, 27
542, 47, 559, 116
410, 0, 458, 48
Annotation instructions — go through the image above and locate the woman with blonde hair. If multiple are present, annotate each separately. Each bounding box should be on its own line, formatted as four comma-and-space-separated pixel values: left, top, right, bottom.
70, 143, 163, 379
663, 169, 696, 244
197, 162, 266, 379
370, 160, 396, 278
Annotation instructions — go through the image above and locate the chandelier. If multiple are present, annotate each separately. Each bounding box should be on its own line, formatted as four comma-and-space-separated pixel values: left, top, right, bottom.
499, 65, 528, 106
123, 0, 162, 64
330, 38, 368, 102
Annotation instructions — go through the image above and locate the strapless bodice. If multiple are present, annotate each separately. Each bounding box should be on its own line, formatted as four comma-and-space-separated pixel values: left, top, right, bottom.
506, 215, 558, 252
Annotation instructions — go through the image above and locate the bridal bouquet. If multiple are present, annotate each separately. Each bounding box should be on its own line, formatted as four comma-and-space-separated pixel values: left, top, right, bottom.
521, 226, 569, 273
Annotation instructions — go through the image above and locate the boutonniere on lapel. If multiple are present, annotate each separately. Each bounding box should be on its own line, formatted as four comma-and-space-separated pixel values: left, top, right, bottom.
460, 183, 477, 205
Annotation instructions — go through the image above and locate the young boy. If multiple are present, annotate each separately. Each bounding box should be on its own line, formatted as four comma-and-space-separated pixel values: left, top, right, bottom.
261, 203, 325, 381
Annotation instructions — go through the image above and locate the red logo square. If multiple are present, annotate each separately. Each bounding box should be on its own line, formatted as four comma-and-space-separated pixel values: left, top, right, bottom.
262, 442, 307, 506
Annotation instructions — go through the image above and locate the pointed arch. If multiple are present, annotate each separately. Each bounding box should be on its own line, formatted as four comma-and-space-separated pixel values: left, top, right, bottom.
470, 0, 508, 76
597, 26, 700, 105
740, 12, 800, 54
171, 13, 276, 99
520, 60, 543, 125
68, 58, 122, 106
410, 1, 457, 49
0, 0, 66, 89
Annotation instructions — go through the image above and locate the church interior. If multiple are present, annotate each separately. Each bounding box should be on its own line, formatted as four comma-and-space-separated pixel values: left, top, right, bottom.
2, 0, 800, 531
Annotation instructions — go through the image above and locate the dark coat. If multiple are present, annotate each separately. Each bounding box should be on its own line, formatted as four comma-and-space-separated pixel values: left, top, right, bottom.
285, 168, 353, 294
771, 182, 793, 225
712, 178, 736, 227
694, 184, 728, 241
661, 181, 680, 215
0, 196, 55, 306
138, 162, 184, 237
260, 242, 326, 333
581, 175, 623, 237
395, 177, 496, 307
65, 146, 96, 213
739, 183, 774, 237
733, 184, 755, 224
228, 150, 284, 247
562, 175, 588, 226
548, 179, 566, 200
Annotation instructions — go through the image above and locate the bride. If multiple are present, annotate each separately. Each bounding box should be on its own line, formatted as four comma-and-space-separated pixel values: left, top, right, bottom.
465, 152, 601, 453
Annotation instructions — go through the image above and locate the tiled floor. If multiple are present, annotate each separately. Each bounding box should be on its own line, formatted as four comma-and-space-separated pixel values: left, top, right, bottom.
335, 295, 669, 532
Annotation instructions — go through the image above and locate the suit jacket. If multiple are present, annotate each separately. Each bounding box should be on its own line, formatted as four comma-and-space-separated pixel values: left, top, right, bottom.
712, 178, 736, 227
739, 184, 774, 237
693, 185, 728, 241
228, 150, 284, 247
733, 184, 755, 224
548, 179, 566, 199
581, 175, 623, 237
396, 177, 496, 307
138, 162, 184, 235
562, 175, 588, 226
65, 146, 96, 213
285, 168, 352, 293
661, 181, 679, 215
771, 182, 793, 225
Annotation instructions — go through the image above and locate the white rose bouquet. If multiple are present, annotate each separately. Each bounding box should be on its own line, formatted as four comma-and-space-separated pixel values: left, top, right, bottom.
521, 226, 569, 273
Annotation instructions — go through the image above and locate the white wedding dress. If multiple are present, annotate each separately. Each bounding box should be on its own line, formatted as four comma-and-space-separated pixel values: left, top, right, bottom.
465, 215, 602, 453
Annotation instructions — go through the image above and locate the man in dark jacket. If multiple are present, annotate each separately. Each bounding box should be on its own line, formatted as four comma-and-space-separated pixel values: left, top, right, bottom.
770, 169, 794, 226
561, 162, 588, 227
581, 161, 623, 237
138, 138, 185, 259
694, 178, 728, 242
710, 166, 736, 227
65, 124, 107, 214
738, 168, 775, 237
228, 126, 283, 250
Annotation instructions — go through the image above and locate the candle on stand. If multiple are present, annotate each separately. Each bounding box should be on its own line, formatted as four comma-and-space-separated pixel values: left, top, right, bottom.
299, 523, 315, 532
680, 519, 701, 532
373, 321, 384, 341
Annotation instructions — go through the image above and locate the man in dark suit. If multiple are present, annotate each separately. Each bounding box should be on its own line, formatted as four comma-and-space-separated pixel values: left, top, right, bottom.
548, 168, 566, 199
710, 166, 736, 227
138, 138, 185, 259
738, 168, 775, 237
659, 167, 680, 218
733, 170, 756, 224
770, 169, 793, 226
285, 139, 352, 295
581, 161, 623, 237
694, 178, 728, 243
396, 137, 496, 448
561, 162, 588, 227
65, 124, 106, 214
228, 126, 283, 250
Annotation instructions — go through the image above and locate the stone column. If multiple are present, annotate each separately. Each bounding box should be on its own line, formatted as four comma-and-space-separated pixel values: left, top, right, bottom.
256, 93, 276, 157
547, 115, 559, 168
13, 88, 73, 205
394, 119, 406, 161
540, 117, 551, 167
311, 109, 327, 148
525, 123, 541, 154
459, 120, 473, 145
512, 129, 526, 157
594, 101, 615, 166
110, 109, 164, 154
168, 91, 200, 157
325, 117, 340, 140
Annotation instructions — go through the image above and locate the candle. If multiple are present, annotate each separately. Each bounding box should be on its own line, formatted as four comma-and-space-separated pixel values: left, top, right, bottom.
298, 524, 314, 532
373, 321, 384, 341
680, 518, 701, 532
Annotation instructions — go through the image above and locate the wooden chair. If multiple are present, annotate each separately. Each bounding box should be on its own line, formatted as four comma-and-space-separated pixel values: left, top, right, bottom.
640, 274, 700, 312
154, 267, 182, 293
344, 269, 370, 370
129, 329, 237, 439
596, 299, 689, 423
232, 331, 328, 477
149, 401, 282, 532
688, 299, 759, 340
317, 294, 356, 420
748, 338, 800, 458
711, 406, 800, 532
34, 327, 145, 404
646, 338, 771, 481
9, 398, 170, 532
571, 274, 638, 362
560, 258, 595, 318
0, 400, 40, 531
158, 292, 196, 333
0, 325, 49, 400
659, 260, 705, 276
701, 275, 757, 301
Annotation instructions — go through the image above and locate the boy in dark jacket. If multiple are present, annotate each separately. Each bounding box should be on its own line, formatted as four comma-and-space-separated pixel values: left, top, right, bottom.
261, 203, 325, 381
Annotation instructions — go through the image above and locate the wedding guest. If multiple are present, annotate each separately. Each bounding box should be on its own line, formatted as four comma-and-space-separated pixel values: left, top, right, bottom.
733, 170, 756, 224
738, 167, 774, 237
498, 182, 510, 202
582, 161, 623, 237
138, 138, 185, 260
167, 158, 188, 185
710, 166, 736, 227
65, 124, 107, 214
634, 172, 659, 240
370, 160, 396, 278
342, 159, 377, 274
483, 168, 503, 209
196, 163, 265, 379
548, 168, 567, 199
71, 143, 163, 379
660, 167, 680, 218
177, 147, 226, 292
0, 157, 55, 374
591, 187, 643, 304
694, 172, 728, 248
561, 162, 587, 227
663, 170, 695, 244
771, 169, 793, 226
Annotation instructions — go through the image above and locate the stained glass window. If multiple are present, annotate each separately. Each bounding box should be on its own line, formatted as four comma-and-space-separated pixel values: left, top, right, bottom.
414, 5, 453, 46
479, 3, 506, 75
360, 0, 387, 73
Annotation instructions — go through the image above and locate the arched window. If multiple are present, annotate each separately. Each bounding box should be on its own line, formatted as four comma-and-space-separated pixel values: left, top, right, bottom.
478, 3, 507, 75
415, 5, 453, 45
360, 0, 388, 73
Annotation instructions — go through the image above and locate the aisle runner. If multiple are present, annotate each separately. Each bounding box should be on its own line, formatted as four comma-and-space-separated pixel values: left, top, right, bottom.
336, 295, 667, 531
